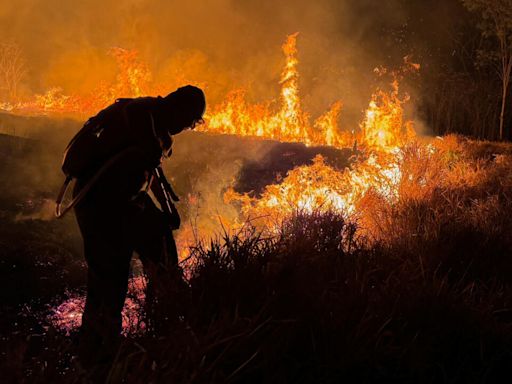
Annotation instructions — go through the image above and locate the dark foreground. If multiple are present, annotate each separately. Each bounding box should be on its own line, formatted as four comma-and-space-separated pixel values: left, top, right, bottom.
1, 119, 512, 382
4, 207, 512, 383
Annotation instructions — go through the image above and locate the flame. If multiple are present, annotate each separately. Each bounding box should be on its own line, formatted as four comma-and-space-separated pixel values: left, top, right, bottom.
278, 32, 309, 142
108, 47, 152, 98
359, 80, 415, 151
313, 101, 350, 147
10, 48, 152, 116
201, 33, 351, 148
225, 151, 402, 231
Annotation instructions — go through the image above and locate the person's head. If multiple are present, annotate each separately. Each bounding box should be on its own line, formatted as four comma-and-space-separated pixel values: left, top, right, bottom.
158, 85, 206, 135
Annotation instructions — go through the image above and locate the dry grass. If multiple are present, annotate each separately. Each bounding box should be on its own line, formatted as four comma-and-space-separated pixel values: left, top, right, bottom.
5, 135, 512, 383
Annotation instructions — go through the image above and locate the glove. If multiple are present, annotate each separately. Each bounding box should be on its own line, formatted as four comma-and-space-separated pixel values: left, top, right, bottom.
164, 203, 181, 230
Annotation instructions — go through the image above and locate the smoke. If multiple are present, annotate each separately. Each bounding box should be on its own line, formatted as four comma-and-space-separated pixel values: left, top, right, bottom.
15, 198, 56, 221
166, 131, 273, 245
0, 0, 467, 255
0, 0, 431, 124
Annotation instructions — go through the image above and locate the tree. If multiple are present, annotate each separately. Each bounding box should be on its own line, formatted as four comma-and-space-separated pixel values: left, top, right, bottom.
0, 42, 26, 103
462, 0, 512, 140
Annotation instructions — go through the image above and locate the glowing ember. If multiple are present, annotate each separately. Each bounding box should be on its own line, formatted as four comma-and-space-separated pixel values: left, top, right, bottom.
49, 276, 147, 335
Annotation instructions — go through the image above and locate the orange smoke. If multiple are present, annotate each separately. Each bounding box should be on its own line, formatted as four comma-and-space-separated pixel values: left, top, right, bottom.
2, 33, 422, 255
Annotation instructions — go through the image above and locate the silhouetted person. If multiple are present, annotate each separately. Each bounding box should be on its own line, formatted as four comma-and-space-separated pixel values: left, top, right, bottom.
69, 85, 205, 377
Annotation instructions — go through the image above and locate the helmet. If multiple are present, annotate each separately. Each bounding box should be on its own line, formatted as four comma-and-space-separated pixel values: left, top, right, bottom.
163, 85, 206, 128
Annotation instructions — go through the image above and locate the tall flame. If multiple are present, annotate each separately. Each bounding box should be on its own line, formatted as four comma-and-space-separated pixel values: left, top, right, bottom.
202, 33, 351, 149
278, 32, 308, 142
359, 79, 415, 151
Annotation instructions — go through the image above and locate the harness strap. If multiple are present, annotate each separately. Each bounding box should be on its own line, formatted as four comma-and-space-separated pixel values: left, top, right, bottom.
55, 146, 140, 218
56, 103, 160, 218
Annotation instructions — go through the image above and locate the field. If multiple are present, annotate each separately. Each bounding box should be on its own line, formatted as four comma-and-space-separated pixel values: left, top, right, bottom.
1, 111, 512, 382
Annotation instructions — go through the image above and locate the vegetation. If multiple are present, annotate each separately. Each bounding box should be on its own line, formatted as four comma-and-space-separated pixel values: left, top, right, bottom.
2, 135, 512, 383
461, 0, 512, 140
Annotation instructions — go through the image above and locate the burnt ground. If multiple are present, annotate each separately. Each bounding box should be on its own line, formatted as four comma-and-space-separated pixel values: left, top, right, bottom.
234, 142, 351, 195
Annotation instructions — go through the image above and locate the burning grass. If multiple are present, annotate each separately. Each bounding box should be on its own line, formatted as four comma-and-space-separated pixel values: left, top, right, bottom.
217, 135, 512, 249
6, 136, 512, 383
109, 149, 512, 381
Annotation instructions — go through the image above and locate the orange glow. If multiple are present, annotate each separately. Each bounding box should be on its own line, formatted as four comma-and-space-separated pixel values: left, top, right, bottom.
359, 80, 415, 151
2, 33, 421, 257
5, 33, 416, 154
225, 151, 402, 232
11, 48, 151, 116
202, 33, 352, 148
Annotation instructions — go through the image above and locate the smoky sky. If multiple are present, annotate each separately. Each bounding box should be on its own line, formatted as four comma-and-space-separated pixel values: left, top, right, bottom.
0, 0, 466, 123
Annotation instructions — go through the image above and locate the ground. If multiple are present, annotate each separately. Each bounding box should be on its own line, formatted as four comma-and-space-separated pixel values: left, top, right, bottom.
1, 115, 512, 383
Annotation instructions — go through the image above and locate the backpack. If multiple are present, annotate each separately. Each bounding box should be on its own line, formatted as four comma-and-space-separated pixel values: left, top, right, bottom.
61, 98, 132, 178
56, 98, 141, 218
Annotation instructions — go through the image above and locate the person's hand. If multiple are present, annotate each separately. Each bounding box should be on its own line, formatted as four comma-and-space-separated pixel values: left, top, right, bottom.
166, 205, 180, 230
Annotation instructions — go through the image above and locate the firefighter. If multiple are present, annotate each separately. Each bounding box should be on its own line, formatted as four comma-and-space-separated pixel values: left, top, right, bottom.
70, 85, 205, 375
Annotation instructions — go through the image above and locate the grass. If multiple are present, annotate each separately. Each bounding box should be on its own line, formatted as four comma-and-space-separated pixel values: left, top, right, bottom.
3, 135, 512, 383
133, 210, 512, 383
16, 207, 512, 383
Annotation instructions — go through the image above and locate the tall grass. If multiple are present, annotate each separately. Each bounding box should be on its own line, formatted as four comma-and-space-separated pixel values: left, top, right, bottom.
8, 135, 512, 383
111, 209, 512, 382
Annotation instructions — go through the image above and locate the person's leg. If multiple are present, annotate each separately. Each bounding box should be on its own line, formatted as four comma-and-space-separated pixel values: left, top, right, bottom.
75, 205, 132, 371
131, 194, 181, 332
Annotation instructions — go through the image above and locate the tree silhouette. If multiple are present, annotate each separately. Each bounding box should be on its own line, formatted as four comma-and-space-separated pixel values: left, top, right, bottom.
462, 0, 512, 140
0, 42, 26, 103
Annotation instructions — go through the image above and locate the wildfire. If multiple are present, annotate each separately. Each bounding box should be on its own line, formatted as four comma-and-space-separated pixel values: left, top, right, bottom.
202, 34, 416, 230
225, 151, 402, 231
202, 33, 352, 148
0, 32, 420, 247
203, 33, 418, 154
2, 33, 416, 154
26, 33, 424, 333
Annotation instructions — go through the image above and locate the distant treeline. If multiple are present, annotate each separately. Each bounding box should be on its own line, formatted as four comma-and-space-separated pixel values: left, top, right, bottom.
359, 0, 512, 141
419, 67, 506, 140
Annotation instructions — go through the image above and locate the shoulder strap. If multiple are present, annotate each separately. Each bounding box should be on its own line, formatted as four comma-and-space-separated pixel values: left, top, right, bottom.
55, 146, 141, 218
